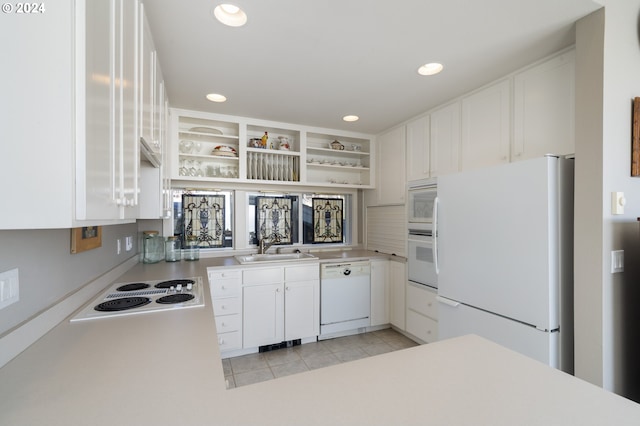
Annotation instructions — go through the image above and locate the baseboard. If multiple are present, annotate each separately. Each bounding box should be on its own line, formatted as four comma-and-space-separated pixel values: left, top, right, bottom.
0, 256, 139, 368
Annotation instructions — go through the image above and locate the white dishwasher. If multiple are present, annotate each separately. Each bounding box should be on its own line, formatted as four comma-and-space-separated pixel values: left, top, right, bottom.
320, 261, 371, 339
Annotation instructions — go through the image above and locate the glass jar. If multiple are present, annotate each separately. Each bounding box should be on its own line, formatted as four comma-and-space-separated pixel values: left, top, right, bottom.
184, 236, 200, 261
142, 231, 164, 264
165, 236, 181, 262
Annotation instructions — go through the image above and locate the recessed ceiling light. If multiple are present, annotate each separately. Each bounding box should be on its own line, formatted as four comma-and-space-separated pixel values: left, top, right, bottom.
206, 93, 227, 102
343, 115, 359, 122
213, 4, 247, 27
418, 63, 444, 76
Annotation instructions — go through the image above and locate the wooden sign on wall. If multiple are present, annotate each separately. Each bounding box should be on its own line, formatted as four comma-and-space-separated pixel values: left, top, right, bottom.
632, 97, 640, 176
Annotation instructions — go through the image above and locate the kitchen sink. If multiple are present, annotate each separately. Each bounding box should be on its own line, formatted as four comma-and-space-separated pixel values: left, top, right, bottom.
234, 252, 318, 264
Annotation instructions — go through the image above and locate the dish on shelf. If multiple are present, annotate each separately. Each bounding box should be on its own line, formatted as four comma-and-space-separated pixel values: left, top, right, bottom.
212, 145, 237, 157
189, 126, 223, 135
179, 140, 194, 153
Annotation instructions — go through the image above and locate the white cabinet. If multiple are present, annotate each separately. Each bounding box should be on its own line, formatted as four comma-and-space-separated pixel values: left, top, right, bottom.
513, 50, 575, 160
375, 126, 406, 205
0, 0, 142, 229
389, 259, 406, 330
461, 80, 510, 171
306, 132, 372, 187
138, 7, 170, 219
242, 263, 319, 349
430, 102, 461, 177
406, 282, 438, 343
79, 0, 140, 221
209, 269, 242, 353
170, 109, 374, 189
370, 259, 390, 327
406, 116, 431, 181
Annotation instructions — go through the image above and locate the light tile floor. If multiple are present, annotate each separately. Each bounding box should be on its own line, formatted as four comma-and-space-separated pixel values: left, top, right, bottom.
223, 328, 418, 389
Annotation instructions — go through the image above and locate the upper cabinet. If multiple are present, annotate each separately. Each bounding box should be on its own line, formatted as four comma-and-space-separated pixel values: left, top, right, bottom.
513, 50, 575, 160
430, 102, 461, 177
461, 80, 510, 171
375, 126, 406, 205
170, 109, 374, 189
406, 116, 431, 182
1, 0, 172, 229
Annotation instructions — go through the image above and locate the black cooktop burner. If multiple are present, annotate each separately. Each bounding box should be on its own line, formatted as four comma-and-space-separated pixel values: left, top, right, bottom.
94, 297, 151, 312
116, 283, 150, 292
156, 293, 195, 304
155, 279, 195, 289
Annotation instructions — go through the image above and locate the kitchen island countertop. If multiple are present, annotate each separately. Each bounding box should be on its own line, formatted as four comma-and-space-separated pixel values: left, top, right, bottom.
1, 257, 640, 425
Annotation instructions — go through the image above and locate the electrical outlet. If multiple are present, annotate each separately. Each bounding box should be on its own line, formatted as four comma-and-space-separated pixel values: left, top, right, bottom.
117, 239, 122, 255
125, 236, 133, 251
0, 268, 19, 310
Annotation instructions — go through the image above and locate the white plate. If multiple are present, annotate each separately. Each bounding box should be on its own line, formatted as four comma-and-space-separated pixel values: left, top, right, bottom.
189, 126, 223, 135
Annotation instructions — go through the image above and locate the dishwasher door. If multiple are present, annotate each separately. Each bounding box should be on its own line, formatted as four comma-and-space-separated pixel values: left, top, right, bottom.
320, 261, 371, 337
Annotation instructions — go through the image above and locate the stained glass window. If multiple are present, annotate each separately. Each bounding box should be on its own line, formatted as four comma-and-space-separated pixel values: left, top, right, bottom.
312, 198, 343, 243
182, 193, 226, 248
255, 196, 293, 245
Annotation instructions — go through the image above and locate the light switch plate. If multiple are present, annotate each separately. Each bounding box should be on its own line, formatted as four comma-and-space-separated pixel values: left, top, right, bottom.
611, 250, 624, 273
125, 236, 133, 252
611, 192, 625, 215
0, 268, 19, 310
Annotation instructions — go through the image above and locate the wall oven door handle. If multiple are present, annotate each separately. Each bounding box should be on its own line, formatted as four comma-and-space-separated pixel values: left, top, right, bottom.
433, 196, 439, 275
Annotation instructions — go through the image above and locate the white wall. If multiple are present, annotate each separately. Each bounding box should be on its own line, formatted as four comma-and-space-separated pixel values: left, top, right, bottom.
575, 1, 640, 400
0, 224, 138, 336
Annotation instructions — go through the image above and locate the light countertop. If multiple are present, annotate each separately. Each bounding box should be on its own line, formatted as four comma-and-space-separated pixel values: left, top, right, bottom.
1, 256, 639, 425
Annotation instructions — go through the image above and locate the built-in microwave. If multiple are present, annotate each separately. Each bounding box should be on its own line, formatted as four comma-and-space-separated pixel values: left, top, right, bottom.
407, 178, 437, 225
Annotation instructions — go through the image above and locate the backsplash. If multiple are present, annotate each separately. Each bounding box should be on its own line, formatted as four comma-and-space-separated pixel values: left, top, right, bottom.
0, 223, 138, 336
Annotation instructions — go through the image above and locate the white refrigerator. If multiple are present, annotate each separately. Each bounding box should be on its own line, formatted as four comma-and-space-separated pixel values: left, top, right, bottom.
436, 155, 574, 373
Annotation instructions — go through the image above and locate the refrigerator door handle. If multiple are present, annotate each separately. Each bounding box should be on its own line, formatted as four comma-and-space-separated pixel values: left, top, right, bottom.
433, 196, 439, 275
436, 295, 460, 307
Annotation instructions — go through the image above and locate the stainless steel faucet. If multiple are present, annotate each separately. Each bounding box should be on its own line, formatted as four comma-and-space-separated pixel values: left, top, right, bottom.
259, 238, 275, 254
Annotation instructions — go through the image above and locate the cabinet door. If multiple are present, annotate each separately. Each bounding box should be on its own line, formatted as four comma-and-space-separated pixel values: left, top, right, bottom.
243, 283, 284, 348
389, 260, 406, 330
513, 50, 575, 160
461, 80, 510, 171
118, 0, 140, 218
406, 116, 430, 181
139, 9, 155, 150
430, 102, 460, 177
370, 259, 390, 327
376, 126, 406, 205
284, 280, 319, 340
78, 0, 122, 220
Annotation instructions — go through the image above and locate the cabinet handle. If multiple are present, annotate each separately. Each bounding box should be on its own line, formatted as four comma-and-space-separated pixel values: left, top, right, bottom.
276, 288, 281, 293
221, 322, 226, 326
219, 338, 225, 344
221, 305, 226, 310
221, 285, 226, 290
286, 286, 290, 291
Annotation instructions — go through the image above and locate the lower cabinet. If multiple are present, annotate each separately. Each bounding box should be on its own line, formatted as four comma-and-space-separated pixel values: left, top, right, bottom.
389, 259, 406, 330
208, 269, 243, 352
370, 259, 390, 326
242, 264, 320, 349
406, 282, 438, 343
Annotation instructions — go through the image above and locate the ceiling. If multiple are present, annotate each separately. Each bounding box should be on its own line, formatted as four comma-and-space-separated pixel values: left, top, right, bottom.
143, 0, 601, 135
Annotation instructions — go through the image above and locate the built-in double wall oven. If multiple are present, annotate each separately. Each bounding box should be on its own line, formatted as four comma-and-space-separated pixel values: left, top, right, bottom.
407, 178, 438, 289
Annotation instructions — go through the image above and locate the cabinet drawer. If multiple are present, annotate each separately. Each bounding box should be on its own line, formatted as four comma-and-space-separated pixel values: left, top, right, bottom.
215, 313, 241, 334
217, 331, 241, 351
208, 269, 241, 281
406, 310, 438, 343
210, 280, 241, 298
213, 297, 241, 316
243, 267, 283, 285
407, 282, 438, 319
285, 264, 319, 282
